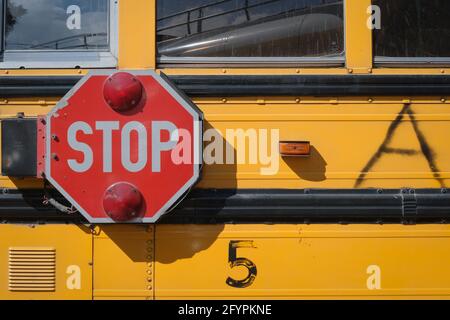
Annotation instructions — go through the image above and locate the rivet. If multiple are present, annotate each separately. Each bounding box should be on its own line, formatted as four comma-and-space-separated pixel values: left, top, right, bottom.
295, 98, 300, 103
348, 68, 353, 74
78, 69, 82, 74
368, 98, 373, 103
147, 286, 152, 290
51, 153, 59, 161
4, 70, 9, 74
367, 68, 372, 73
295, 69, 300, 74
441, 98, 446, 103
222, 98, 227, 103
222, 69, 227, 74
441, 69, 446, 74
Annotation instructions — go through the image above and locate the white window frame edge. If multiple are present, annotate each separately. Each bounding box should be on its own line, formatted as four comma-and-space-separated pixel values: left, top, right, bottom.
157, 56, 345, 67
0, 0, 118, 69
374, 57, 450, 68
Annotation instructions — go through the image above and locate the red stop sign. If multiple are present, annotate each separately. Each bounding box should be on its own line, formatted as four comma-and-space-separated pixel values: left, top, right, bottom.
45, 70, 202, 223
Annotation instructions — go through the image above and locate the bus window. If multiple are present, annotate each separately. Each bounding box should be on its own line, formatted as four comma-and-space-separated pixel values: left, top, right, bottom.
157, 0, 344, 66
0, 0, 117, 68
373, 0, 450, 64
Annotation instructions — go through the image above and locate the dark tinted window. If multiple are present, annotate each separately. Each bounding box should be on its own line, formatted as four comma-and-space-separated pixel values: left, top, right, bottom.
5, 0, 109, 50
157, 0, 344, 59
373, 0, 450, 58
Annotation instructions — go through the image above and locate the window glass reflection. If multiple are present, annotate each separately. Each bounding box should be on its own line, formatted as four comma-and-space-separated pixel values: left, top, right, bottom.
373, 0, 450, 58
5, 0, 109, 50
157, 0, 344, 58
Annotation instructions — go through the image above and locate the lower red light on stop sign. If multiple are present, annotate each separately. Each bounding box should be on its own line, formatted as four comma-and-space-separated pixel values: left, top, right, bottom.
45, 70, 203, 224
103, 182, 144, 222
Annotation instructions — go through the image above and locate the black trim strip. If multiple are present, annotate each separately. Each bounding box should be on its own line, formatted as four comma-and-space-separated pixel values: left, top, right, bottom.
1, 75, 450, 97
0, 76, 81, 97
1, 188, 449, 224
169, 75, 450, 97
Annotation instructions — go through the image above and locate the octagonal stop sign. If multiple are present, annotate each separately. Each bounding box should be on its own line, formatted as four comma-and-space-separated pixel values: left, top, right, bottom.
45, 70, 203, 223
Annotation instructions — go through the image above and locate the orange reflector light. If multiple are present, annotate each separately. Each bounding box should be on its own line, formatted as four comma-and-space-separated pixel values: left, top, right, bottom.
279, 141, 311, 156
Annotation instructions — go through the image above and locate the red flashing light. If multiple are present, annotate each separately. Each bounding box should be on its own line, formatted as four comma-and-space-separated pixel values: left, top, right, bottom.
103, 182, 144, 222
103, 72, 143, 112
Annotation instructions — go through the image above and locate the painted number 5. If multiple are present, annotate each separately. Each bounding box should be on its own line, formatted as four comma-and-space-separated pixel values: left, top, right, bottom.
226, 240, 257, 288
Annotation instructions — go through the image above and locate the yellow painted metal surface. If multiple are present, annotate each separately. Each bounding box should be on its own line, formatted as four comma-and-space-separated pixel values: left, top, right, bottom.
93, 225, 154, 300
1, 224, 450, 299
155, 224, 450, 299
0, 224, 92, 300
198, 99, 450, 189
345, 0, 372, 72
118, 0, 156, 69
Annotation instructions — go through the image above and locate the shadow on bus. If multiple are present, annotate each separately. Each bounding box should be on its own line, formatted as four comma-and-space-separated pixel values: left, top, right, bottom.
283, 146, 327, 182
154, 224, 227, 264
99, 132, 236, 264
154, 133, 237, 264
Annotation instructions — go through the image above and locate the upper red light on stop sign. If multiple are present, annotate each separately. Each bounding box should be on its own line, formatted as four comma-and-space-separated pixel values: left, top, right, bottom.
45, 70, 203, 223
103, 72, 144, 112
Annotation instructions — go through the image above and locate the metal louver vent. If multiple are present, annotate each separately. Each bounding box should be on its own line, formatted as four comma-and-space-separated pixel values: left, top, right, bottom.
8, 247, 56, 292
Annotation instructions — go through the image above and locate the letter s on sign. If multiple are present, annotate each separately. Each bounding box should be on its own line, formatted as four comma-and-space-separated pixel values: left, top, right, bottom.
67, 121, 94, 173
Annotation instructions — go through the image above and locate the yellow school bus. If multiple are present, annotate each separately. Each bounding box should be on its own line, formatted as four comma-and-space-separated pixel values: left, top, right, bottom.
1, 0, 450, 300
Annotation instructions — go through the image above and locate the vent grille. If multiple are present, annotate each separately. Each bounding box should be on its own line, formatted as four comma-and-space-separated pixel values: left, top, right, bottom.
8, 247, 56, 292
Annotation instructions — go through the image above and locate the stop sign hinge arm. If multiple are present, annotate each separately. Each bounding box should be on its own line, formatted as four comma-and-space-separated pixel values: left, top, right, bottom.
43, 180, 78, 215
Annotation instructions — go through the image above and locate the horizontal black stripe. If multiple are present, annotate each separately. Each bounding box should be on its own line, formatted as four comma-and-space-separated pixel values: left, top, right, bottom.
169, 75, 450, 97
0, 188, 449, 224
0, 76, 81, 97
1, 75, 450, 97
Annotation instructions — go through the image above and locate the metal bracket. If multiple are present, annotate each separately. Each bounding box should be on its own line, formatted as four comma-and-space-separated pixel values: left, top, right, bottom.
401, 188, 418, 222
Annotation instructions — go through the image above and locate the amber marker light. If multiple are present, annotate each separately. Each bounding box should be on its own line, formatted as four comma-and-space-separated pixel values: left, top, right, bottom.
279, 141, 311, 157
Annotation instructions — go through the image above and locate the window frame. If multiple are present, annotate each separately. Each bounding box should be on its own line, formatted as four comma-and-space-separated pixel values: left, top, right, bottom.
156, 0, 346, 68
374, 57, 450, 68
0, 0, 118, 69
